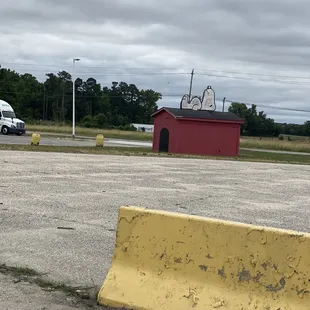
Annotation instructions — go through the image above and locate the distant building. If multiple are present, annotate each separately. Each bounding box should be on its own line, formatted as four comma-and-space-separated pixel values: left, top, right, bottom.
132, 123, 154, 133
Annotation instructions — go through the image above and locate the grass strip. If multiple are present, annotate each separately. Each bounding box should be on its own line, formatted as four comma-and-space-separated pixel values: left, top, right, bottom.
1, 144, 310, 165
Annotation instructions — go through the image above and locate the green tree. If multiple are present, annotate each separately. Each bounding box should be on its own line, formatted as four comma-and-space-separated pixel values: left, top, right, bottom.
0, 67, 163, 129
228, 102, 248, 133
228, 102, 283, 137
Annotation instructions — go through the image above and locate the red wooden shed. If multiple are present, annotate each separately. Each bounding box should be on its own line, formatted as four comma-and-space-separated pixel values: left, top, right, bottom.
152, 107, 244, 157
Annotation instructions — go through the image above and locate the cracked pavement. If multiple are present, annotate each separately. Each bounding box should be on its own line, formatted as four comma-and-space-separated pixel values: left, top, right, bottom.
0, 150, 309, 308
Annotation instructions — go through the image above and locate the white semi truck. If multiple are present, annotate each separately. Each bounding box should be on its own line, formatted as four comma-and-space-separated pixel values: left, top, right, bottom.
0, 99, 26, 135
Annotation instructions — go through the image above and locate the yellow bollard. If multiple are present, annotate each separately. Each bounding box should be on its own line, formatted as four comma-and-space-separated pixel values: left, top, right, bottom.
30, 132, 40, 146
96, 134, 104, 147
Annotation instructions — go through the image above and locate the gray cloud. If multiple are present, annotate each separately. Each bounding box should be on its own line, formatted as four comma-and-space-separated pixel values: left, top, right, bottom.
1, 0, 310, 123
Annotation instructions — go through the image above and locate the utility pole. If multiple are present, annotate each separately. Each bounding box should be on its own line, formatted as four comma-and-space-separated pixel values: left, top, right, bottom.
188, 69, 194, 100
72, 58, 80, 138
222, 97, 226, 112
43, 85, 45, 120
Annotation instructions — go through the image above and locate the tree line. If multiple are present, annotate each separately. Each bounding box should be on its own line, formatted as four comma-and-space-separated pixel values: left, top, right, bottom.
228, 102, 310, 137
1, 66, 309, 136
0, 67, 162, 130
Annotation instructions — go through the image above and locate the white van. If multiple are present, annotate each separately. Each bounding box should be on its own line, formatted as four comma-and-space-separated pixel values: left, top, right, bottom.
0, 99, 26, 135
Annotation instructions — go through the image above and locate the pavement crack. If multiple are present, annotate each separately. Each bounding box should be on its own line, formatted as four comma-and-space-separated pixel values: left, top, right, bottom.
0, 263, 133, 309
47, 215, 116, 231
0, 263, 100, 308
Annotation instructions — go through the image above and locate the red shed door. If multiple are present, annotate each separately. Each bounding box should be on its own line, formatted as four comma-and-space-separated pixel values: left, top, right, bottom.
159, 128, 169, 152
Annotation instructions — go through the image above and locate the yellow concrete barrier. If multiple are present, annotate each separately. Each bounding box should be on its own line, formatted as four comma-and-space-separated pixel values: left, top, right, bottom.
96, 134, 104, 147
98, 206, 310, 310
30, 132, 40, 146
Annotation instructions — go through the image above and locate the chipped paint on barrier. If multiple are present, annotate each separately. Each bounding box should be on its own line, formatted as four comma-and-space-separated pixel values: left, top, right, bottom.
199, 264, 208, 272
97, 206, 310, 309
218, 266, 226, 278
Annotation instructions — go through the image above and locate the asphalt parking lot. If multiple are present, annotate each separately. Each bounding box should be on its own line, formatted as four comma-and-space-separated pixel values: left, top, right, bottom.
0, 134, 152, 147
3, 134, 310, 156
1, 151, 310, 302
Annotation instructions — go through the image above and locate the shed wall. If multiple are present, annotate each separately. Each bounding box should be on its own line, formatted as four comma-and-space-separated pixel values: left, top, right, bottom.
172, 120, 240, 156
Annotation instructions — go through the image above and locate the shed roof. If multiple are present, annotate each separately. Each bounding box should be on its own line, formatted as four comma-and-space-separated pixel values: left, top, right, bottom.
152, 107, 244, 122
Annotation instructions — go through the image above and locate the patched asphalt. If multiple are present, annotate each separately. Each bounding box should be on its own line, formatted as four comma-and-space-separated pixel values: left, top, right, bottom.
0, 150, 309, 306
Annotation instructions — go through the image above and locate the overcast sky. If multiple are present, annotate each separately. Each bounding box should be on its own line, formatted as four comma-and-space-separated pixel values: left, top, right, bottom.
1, 0, 310, 123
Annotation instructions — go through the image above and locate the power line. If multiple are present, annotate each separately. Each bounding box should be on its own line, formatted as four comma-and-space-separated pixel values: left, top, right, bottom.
2, 61, 310, 80
0, 68, 190, 75
225, 99, 310, 113
196, 69, 310, 81
0, 87, 309, 114
0, 61, 191, 70
1, 68, 310, 86
0, 89, 180, 98
195, 72, 310, 86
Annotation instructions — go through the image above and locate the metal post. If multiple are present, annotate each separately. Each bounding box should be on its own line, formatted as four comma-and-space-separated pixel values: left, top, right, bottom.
222, 97, 226, 112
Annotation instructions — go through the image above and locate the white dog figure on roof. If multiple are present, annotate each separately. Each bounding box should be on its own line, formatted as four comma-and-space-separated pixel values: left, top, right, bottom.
180, 86, 216, 111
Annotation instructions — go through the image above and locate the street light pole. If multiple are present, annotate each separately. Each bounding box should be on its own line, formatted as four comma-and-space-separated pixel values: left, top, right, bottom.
72, 58, 80, 138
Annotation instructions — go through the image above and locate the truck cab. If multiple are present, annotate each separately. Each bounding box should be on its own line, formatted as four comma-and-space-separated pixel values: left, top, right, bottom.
0, 99, 26, 135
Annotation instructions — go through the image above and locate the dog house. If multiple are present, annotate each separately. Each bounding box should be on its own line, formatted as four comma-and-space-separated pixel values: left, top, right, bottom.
152, 86, 244, 157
